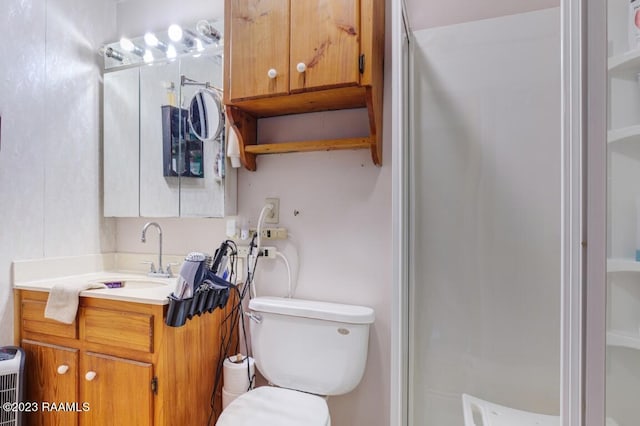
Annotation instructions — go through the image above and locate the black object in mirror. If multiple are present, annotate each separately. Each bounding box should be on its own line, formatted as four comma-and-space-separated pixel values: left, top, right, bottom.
188, 89, 223, 142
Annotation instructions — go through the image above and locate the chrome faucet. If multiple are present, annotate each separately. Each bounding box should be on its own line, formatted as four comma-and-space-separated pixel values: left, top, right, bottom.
141, 222, 171, 277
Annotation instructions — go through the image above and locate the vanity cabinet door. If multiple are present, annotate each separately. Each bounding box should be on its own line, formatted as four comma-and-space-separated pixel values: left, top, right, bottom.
80, 352, 153, 425
289, 0, 360, 92
228, 0, 290, 101
21, 340, 79, 426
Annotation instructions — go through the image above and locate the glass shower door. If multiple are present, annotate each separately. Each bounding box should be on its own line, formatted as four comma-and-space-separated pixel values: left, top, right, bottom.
406, 6, 563, 425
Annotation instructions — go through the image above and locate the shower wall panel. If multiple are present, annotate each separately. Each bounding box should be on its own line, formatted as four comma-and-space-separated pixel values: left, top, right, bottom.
409, 8, 561, 425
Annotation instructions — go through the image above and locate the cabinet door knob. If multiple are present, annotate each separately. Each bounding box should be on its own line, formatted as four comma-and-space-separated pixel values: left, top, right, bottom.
267, 68, 278, 79
85, 371, 97, 381
296, 62, 307, 73
57, 365, 69, 375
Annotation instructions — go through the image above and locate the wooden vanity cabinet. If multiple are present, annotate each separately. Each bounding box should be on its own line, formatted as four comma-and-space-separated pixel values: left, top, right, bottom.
224, 0, 384, 170
14, 290, 229, 426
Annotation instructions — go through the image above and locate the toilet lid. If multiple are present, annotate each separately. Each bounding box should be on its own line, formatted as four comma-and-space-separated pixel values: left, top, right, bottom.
216, 386, 330, 426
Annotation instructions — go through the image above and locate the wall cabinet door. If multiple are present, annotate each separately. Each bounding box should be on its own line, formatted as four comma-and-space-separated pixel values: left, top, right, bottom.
229, 0, 290, 101
80, 352, 153, 425
21, 340, 79, 426
229, 0, 361, 101
289, 0, 360, 92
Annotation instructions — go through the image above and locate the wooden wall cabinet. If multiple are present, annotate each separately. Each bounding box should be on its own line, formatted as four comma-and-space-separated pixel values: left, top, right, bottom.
224, 0, 385, 170
15, 290, 230, 426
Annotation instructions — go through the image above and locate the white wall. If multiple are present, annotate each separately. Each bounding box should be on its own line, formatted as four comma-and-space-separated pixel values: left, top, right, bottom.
113, 1, 392, 425
409, 8, 561, 424
0, 0, 117, 345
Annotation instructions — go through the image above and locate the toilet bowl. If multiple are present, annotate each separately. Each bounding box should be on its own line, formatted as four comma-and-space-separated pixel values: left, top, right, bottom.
215, 296, 374, 425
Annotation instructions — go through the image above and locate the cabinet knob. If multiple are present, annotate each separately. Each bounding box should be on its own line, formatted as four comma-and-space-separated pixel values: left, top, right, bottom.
296, 62, 307, 73
267, 68, 278, 79
85, 371, 97, 381
57, 365, 69, 375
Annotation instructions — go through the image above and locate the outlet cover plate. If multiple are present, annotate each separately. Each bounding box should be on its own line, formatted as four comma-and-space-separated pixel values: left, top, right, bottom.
265, 198, 279, 224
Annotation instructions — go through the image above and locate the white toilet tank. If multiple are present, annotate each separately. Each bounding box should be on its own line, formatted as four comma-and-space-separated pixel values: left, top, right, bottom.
248, 297, 375, 396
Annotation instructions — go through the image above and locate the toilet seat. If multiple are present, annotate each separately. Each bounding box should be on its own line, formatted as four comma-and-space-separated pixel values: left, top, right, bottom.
216, 386, 330, 426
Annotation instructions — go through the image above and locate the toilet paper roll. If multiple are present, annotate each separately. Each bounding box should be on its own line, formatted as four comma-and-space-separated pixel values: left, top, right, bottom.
222, 387, 244, 410
223, 355, 255, 394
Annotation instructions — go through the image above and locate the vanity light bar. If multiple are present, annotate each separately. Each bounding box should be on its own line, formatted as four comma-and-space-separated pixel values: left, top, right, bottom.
100, 19, 222, 70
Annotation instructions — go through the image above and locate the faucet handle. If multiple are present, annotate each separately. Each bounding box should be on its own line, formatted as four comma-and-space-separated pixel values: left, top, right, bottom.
164, 262, 180, 277
141, 261, 156, 274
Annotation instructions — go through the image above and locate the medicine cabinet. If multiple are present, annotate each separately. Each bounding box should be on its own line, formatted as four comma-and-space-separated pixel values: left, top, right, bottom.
103, 52, 236, 217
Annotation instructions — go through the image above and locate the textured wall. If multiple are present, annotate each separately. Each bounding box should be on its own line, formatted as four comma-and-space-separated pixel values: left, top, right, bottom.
0, 0, 117, 345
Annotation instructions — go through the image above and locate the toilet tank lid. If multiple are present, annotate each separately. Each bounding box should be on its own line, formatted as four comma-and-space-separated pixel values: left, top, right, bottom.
249, 297, 375, 324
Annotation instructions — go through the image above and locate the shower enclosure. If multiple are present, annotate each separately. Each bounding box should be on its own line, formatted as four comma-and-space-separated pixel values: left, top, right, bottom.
392, 0, 609, 424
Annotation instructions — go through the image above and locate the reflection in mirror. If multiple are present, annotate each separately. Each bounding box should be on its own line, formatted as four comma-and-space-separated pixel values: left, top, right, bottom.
103, 51, 236, 218
188, 88, 223, 142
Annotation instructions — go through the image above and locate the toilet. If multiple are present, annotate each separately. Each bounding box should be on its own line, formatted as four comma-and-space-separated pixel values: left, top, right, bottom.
216, 296, 375, 426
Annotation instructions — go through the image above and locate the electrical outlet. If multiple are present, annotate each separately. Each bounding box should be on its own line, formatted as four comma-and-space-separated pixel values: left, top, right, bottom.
248, 227, 288, 240
235, 246, 277, 259
265, 198, 280, 224
259, 246, 277, 259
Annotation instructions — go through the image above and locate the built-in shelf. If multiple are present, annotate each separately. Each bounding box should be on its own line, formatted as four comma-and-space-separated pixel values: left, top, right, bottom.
609, 49, 640, 77
607, 258, 640, 273
607, 330, 640, 351
608, 125, 640, 145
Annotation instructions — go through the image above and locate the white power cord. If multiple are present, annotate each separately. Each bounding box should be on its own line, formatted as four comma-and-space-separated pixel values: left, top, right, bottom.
276, 251, 293, 298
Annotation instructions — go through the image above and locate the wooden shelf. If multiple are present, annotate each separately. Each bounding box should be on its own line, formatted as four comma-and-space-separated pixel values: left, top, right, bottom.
226, 85, 382, 171
244, 137, 372, 155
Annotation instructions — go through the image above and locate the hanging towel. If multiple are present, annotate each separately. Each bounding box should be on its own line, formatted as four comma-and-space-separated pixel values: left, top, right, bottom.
44, 282, 106, 324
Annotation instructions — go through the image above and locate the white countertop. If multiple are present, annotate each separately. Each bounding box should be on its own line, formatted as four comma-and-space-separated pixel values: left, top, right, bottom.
12, 253, 183, 305
14, 272, 176, 305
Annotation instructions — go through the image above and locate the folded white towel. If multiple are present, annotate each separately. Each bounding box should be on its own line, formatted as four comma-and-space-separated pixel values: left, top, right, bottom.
44, 282, 106, 324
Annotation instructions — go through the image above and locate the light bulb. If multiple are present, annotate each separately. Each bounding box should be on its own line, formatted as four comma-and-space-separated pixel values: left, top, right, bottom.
119, 37, 144, 56
166, 44, 177, 59
143, 49, 154, 63
144, 32, 168, 52
119, 37, 135, 51
144, 32, 159, 47
168, 24, 183, 42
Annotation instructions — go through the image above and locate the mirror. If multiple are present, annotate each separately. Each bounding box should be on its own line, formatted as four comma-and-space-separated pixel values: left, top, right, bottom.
103, 49, 237, 218
188, 88, 224, 142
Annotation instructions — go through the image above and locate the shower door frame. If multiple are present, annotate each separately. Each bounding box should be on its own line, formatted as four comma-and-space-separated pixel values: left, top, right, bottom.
390, 0, 412, 425
561, 0, 607, 424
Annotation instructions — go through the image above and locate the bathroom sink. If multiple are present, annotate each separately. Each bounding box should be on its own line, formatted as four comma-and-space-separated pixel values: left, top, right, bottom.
90, 276, 173, 289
